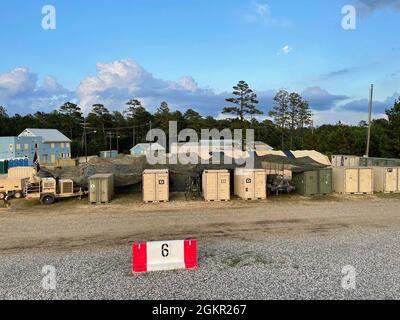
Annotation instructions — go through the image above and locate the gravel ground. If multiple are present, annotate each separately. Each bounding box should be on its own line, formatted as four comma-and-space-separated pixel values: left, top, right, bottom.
1, 226, 399, 300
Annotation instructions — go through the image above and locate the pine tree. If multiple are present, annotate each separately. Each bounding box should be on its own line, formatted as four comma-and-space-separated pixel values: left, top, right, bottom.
269, 90, 290, 150
124, 99, 143, 118
58, 102, 83, 139
223, 81, 263, 122
288, 92, 302, 149
223, 81, 262, 149
87, 104, 112, 149
297, 100, 313, 149
154, 101, 172, 133
124, 99, 152, 144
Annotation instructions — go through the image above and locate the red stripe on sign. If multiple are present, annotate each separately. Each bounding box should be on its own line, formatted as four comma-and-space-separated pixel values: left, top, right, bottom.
184, 239, 198, 269
132, 243, 147, 273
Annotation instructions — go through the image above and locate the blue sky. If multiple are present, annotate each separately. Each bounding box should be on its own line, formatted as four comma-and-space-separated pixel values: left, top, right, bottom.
0, 0, 399, 124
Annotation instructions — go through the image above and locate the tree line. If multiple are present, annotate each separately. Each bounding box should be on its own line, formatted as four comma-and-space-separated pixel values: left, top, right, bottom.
0, 81, 399, 159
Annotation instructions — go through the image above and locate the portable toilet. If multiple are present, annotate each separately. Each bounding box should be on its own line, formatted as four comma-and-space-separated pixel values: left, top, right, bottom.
88, 174, 115, 204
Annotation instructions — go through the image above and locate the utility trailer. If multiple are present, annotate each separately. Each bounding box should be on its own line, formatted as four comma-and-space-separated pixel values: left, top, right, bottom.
0, 177, 28, 199
25, 177, 87, 205
267, 174, 295, 195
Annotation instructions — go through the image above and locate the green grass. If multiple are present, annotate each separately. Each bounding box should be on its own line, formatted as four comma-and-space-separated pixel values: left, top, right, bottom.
221, 252, 273, 268
374, 192, 400, 199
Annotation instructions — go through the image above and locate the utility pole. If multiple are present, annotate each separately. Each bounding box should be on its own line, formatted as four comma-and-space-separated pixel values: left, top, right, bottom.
149, 121, 152, 142
81, 121, 90, 163
365, 84, 374, 158
108, 131, 112, 158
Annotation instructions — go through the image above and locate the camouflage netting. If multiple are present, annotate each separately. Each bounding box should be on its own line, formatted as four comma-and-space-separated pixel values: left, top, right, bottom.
39, 151, 331, 192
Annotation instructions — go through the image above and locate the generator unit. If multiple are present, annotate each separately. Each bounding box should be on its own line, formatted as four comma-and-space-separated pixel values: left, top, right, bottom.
25, 177, 85, 205
59, 179, 74, 195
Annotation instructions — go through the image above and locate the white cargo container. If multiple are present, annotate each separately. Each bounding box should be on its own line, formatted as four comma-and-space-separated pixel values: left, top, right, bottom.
202, 170, 230, 201
373, 167, 400, 193
143, 169, 169, 203
332, 167, 373, 194
234, 168, 266, 200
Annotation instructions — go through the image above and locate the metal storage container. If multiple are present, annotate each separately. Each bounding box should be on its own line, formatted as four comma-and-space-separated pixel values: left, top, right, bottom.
202, 170, 230, 201
100, 150, 118, 158
0, 160, 8, 174
7, 167, 36, 179
332, 167, 373, 195
373, 167, 400, 193
359, 157, 400, 168
234, 168, 266, 200
143, 169, 169, 203
331, 155, 360, 167
89, 173, 114, 204
292, 169, 332, 196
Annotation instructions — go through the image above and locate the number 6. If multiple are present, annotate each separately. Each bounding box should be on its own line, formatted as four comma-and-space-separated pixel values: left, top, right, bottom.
161, 244, 169, 257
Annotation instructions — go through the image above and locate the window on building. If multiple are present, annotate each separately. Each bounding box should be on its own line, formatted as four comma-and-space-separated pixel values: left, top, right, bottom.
61, 143, 65, 148
66, 143, 70, 148
9, 144, 13, 150
24, 144, 29, 150
16, 144, 21, 150
51, 143, 55, 149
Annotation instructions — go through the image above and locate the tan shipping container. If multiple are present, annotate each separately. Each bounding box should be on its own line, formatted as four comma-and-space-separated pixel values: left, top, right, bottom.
89, 174, 114, 204
7, 167, 36, 179
234, 168, 267, 200
143, 169, 169, 203
332, 167, 373, 194
202, 170, 230, 201
0, 177, 27, 198
373, 167, 400, 193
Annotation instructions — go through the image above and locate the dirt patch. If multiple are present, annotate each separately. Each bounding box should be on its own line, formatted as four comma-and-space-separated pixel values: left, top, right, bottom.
0, 195, 399, 253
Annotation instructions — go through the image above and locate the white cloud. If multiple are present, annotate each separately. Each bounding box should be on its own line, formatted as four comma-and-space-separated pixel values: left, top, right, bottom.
353, 0, 400, 16
0, 67, 37, 96
0, 67, 73, 114
277, 45, 293, 56
1, 60, 398, 127
76, 59, 226, 114
254, 2, 270, 16
245, 2, 292, 28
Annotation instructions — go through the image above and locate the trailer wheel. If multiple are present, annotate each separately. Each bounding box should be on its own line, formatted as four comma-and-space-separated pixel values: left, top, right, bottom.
40, 194, 55, 205
14, 192, 22, 199
0, 193, 5, 200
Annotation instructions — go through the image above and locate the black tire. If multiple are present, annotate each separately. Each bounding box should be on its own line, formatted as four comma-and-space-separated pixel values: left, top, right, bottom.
14, 192, 22, 199
40, 194, 55, 205
0, 193, 5, 200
